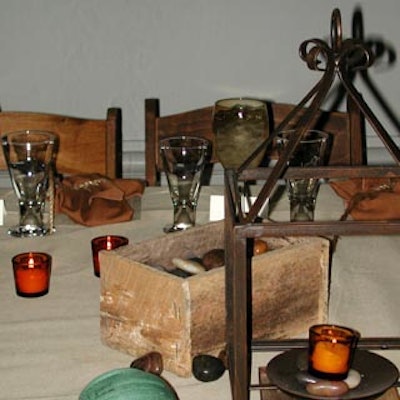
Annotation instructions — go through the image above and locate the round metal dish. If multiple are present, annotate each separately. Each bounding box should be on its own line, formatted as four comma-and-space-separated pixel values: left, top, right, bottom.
267, 349, 399, 400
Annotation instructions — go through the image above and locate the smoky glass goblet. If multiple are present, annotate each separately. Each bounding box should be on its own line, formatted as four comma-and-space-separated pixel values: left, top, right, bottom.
212, 98, 269, 170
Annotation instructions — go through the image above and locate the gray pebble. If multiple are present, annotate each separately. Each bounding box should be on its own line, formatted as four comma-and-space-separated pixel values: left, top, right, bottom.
172, 257, 206, 274
344, 369, 362, 389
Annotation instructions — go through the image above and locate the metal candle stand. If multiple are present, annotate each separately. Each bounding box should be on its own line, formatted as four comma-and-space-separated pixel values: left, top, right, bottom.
223, 8, 400, 400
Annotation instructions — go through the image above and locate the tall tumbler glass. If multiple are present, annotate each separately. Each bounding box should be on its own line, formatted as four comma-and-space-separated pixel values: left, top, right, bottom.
2, 130, 57, 237
160, 136, 210, 233
276, 130, 329, 222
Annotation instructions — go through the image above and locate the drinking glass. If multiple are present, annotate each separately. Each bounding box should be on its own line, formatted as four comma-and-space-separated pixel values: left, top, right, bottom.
160, 136, 210, 233
276, 130, 329, 222
212, 98, 269, 170
2, 130, 57, 237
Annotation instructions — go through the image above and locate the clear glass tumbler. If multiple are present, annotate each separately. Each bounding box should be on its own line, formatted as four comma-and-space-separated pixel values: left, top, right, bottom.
160, 136, 210, 233
2, 130, 57, 237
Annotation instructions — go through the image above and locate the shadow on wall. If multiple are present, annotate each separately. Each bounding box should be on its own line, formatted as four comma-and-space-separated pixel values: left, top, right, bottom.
329, 6, 399, 134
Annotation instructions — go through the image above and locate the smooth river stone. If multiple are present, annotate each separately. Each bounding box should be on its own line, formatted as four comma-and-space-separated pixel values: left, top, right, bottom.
130, 351, 164, 375
344, 369, 362, 389
202, 249, 225, 270
306, 380, 349, 397
192, 354, 226, 382
253, 239, 269, 255
172, 257, 206, 274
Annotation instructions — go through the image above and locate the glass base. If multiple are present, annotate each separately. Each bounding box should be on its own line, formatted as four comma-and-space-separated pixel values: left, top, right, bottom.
16, 289, 49, 298
289, 199, 316, 222
308, 367, 348, 381
8, 225, 52, 238
163, 223, 194, 234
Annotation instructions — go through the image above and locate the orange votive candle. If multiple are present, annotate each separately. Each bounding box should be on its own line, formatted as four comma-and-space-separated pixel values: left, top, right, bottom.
308, 324, 360, 380
311, 340, 351, 374
91, 235, 129, 277
12, 252, 52, 297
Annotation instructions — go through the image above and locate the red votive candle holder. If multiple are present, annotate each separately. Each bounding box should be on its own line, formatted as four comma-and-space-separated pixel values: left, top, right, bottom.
91, 235, 129, 277
12, 252, 52, 298
308, 324, 360, 380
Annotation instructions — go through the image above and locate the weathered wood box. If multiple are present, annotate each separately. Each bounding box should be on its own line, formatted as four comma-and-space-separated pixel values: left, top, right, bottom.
99, 221, 329, 377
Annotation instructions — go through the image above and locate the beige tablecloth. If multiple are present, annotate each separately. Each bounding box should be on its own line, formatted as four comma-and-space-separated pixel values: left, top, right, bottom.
0, 185, 399, 400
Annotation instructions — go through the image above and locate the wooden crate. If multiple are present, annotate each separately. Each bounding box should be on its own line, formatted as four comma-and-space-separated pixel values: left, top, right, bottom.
99, 221, 329, 377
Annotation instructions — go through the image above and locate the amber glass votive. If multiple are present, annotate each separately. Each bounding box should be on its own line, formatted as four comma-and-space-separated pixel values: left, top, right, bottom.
308, 324, 360, 380
91, 235, 129, 277
12, 252, 52, 298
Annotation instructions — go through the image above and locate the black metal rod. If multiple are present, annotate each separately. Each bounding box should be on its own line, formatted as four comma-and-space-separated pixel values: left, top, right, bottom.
249, 381, 400, 392
239, 165, 400, 181
249, 384, 278, 391
252, 337, 400, 352
237, 219, 400, 239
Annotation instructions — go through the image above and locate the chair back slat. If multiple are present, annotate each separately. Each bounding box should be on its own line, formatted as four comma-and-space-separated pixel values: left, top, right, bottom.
0, 108, 122, 179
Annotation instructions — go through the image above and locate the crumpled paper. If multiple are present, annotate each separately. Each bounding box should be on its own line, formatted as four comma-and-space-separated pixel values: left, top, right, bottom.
55, 174, 145, 226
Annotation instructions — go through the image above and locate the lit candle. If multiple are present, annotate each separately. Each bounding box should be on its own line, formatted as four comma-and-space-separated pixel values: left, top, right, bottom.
310, 339, 351, 374
91, 235, 129, 277
106, 236, 113, 250
308, 324, 359, 380
12, 252, 52, 297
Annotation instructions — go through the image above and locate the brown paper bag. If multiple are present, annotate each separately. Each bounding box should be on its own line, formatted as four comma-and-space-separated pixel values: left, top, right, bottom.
330, 175, 400, 220
55, 174, 145, 226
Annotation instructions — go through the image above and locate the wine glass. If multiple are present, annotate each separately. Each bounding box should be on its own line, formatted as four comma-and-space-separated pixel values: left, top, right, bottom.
213, 98, 269, 215
212, 98, 269, 170
2, 130, 57, 237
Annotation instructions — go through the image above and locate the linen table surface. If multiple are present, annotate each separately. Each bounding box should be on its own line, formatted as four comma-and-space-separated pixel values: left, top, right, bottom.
0, 185, 399, 400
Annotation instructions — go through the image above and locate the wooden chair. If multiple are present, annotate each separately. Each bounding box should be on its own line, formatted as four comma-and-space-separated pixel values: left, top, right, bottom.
145, 97, 365, 186
0, 107, 122, 179
145, 98, 217, 186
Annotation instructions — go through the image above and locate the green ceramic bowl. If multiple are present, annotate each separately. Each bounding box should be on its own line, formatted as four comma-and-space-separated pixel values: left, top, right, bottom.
79, 368, 177, 400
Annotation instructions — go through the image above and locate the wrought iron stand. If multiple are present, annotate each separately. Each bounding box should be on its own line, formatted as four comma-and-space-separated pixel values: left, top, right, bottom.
224, 9, 400, 400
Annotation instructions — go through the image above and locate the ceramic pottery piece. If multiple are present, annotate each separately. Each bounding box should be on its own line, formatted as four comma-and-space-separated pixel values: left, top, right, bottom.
79, 368, 177, 400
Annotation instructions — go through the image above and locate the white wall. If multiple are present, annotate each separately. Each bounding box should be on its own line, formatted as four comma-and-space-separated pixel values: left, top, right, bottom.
0, 0, 399, 178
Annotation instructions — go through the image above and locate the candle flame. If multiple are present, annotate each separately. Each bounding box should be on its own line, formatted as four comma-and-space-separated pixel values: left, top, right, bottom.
106, 236, 112, 250
28, 253, 35, 269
